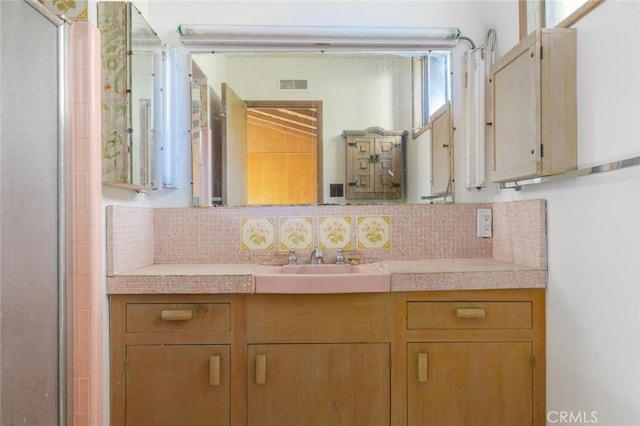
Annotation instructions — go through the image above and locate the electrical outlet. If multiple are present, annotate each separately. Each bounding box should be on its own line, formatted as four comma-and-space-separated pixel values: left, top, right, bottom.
477, 208, 492, 238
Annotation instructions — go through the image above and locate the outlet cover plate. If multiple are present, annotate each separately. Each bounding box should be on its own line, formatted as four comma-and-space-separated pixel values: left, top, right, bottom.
477, 208, 492, 238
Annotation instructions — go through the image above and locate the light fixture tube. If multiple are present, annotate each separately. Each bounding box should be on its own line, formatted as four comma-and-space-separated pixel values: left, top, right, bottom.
177, 24, 461, 51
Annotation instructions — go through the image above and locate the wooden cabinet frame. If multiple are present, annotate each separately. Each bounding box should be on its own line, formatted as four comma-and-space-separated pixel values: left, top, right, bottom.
110, 289, 545, 425
488, 28, 576, 183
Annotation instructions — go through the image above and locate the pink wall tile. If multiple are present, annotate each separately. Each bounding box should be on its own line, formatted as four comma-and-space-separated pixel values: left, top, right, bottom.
492, 199, 547, 269
74, 343, 89, 377
68, 22, 103, 426
106, 205, 154, 275
109, 200, 547, 270
148, 203, 495, 265
74, 378, 89, 415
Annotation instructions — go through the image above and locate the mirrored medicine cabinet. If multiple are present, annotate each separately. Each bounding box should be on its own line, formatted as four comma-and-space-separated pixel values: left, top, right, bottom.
189, 49, 454, 207
98, 2, 166, 191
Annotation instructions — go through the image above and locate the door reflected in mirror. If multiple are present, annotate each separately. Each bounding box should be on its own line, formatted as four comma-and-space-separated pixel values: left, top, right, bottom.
190, 50, 452, 206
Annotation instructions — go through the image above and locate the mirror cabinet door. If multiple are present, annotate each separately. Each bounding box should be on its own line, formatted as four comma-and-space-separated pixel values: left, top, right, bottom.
98, 2, 163, 190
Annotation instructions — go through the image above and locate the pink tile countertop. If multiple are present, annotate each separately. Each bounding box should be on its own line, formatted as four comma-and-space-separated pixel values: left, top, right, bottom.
107, 258, 546, 294
378, 259, 546, 292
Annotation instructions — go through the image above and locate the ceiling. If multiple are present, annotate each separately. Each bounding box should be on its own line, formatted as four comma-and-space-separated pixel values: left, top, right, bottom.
246, 107, 318, 139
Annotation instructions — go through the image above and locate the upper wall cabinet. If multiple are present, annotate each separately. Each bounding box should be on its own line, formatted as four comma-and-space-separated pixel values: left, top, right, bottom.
98, 2, 164, 190
488, 28, 577, 183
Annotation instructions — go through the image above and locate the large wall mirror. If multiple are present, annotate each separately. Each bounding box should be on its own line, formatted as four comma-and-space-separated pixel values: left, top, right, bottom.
189, 49, 454, 207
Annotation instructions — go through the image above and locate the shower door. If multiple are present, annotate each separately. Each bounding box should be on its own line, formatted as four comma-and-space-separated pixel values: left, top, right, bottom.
0, 1, 62, 424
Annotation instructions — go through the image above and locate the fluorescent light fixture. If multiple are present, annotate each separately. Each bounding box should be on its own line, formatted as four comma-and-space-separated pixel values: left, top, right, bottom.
177, 24, 461, 51
464, 48, 486, 189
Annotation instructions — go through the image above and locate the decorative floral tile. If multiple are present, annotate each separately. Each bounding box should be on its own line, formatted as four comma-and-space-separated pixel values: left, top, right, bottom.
357, 215, 391, 249
241, 217, 275, 251
279, 216, 314, 251
319, 216, 352, 250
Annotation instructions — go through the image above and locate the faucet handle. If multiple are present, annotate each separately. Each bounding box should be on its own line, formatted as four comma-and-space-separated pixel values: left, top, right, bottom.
287, 248, 298, 265
335, 248, 345, 265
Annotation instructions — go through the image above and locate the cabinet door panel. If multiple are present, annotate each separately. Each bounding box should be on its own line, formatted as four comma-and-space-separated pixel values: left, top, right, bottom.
126, 345, 230, 426
493, 46, 539, 179
346, 136, 375, 196
248, 343, 390, 426
408, 342, 533, 426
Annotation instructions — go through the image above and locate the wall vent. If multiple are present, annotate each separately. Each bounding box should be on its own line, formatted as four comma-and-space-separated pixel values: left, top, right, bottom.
279, 79, 308, 90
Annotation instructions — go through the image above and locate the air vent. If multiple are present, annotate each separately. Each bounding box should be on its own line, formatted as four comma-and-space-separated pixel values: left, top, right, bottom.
279, 79, 308, 90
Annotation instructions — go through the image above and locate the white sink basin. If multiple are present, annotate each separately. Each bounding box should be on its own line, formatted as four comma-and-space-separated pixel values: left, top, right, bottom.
254, 263, 390, 294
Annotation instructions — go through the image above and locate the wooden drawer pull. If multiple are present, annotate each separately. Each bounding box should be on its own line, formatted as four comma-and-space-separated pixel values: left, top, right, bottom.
209, 355, 220, 386
456, 307, 486, 319
256, 354, 267, 385
160, 310, 193, 321
418, 352, 428, 383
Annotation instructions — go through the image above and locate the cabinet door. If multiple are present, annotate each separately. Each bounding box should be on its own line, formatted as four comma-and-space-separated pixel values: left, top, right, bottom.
491, 42, 540, 182
126, 345, 230, 426
346, 136, 376, 196
248, 343, 390, 426
408, 342, 533, 426
375, 136, 402, 197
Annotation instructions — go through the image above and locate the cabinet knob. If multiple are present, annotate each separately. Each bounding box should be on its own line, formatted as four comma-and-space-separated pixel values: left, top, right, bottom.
160, 310, 193, 321
256, 354, 267, 385
456, 307, 487, 319
418, 352, 429, 383
209, 355, 220, 386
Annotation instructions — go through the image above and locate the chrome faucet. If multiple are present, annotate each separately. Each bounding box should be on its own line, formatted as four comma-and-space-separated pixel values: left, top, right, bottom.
310, 247, 323, 264
335, 248, 345, 265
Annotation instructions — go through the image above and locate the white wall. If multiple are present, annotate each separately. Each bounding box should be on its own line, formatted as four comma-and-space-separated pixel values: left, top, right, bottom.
455, 1, 639, 424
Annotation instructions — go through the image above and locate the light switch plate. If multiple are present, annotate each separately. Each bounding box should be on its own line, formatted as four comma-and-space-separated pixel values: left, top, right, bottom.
477, 208, 492, 238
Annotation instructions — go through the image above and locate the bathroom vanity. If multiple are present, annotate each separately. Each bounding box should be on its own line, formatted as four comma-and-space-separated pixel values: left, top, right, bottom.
107, 200, 547, 425
109, 276, 545, 425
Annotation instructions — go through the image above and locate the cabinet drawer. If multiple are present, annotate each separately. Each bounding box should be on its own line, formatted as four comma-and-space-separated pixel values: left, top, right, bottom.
126, 303, 231, 333
247, 294, 390, 342
407, 301, 532, 330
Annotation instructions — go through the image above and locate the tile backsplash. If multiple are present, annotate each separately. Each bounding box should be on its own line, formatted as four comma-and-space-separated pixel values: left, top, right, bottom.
107, 200, 547, 274
318, 216, 352, 250
241, 217, 275, 251
278, 216, 314, 251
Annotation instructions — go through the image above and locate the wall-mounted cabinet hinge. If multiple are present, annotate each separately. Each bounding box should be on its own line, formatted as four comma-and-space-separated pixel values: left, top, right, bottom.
531, 356, 536, 368
540, 46, 543, 60
541, 144, 544, 157
124, 359, 129, 374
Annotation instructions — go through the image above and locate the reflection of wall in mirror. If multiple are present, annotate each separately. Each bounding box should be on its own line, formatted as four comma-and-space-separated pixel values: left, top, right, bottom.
192, 53, 414, 203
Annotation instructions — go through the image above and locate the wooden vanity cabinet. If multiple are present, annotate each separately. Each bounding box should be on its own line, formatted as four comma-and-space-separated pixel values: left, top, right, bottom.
488, 28, 576, 183
109, 294, 240, 426
398, 289, 546, 426
110, 290, 545, 425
